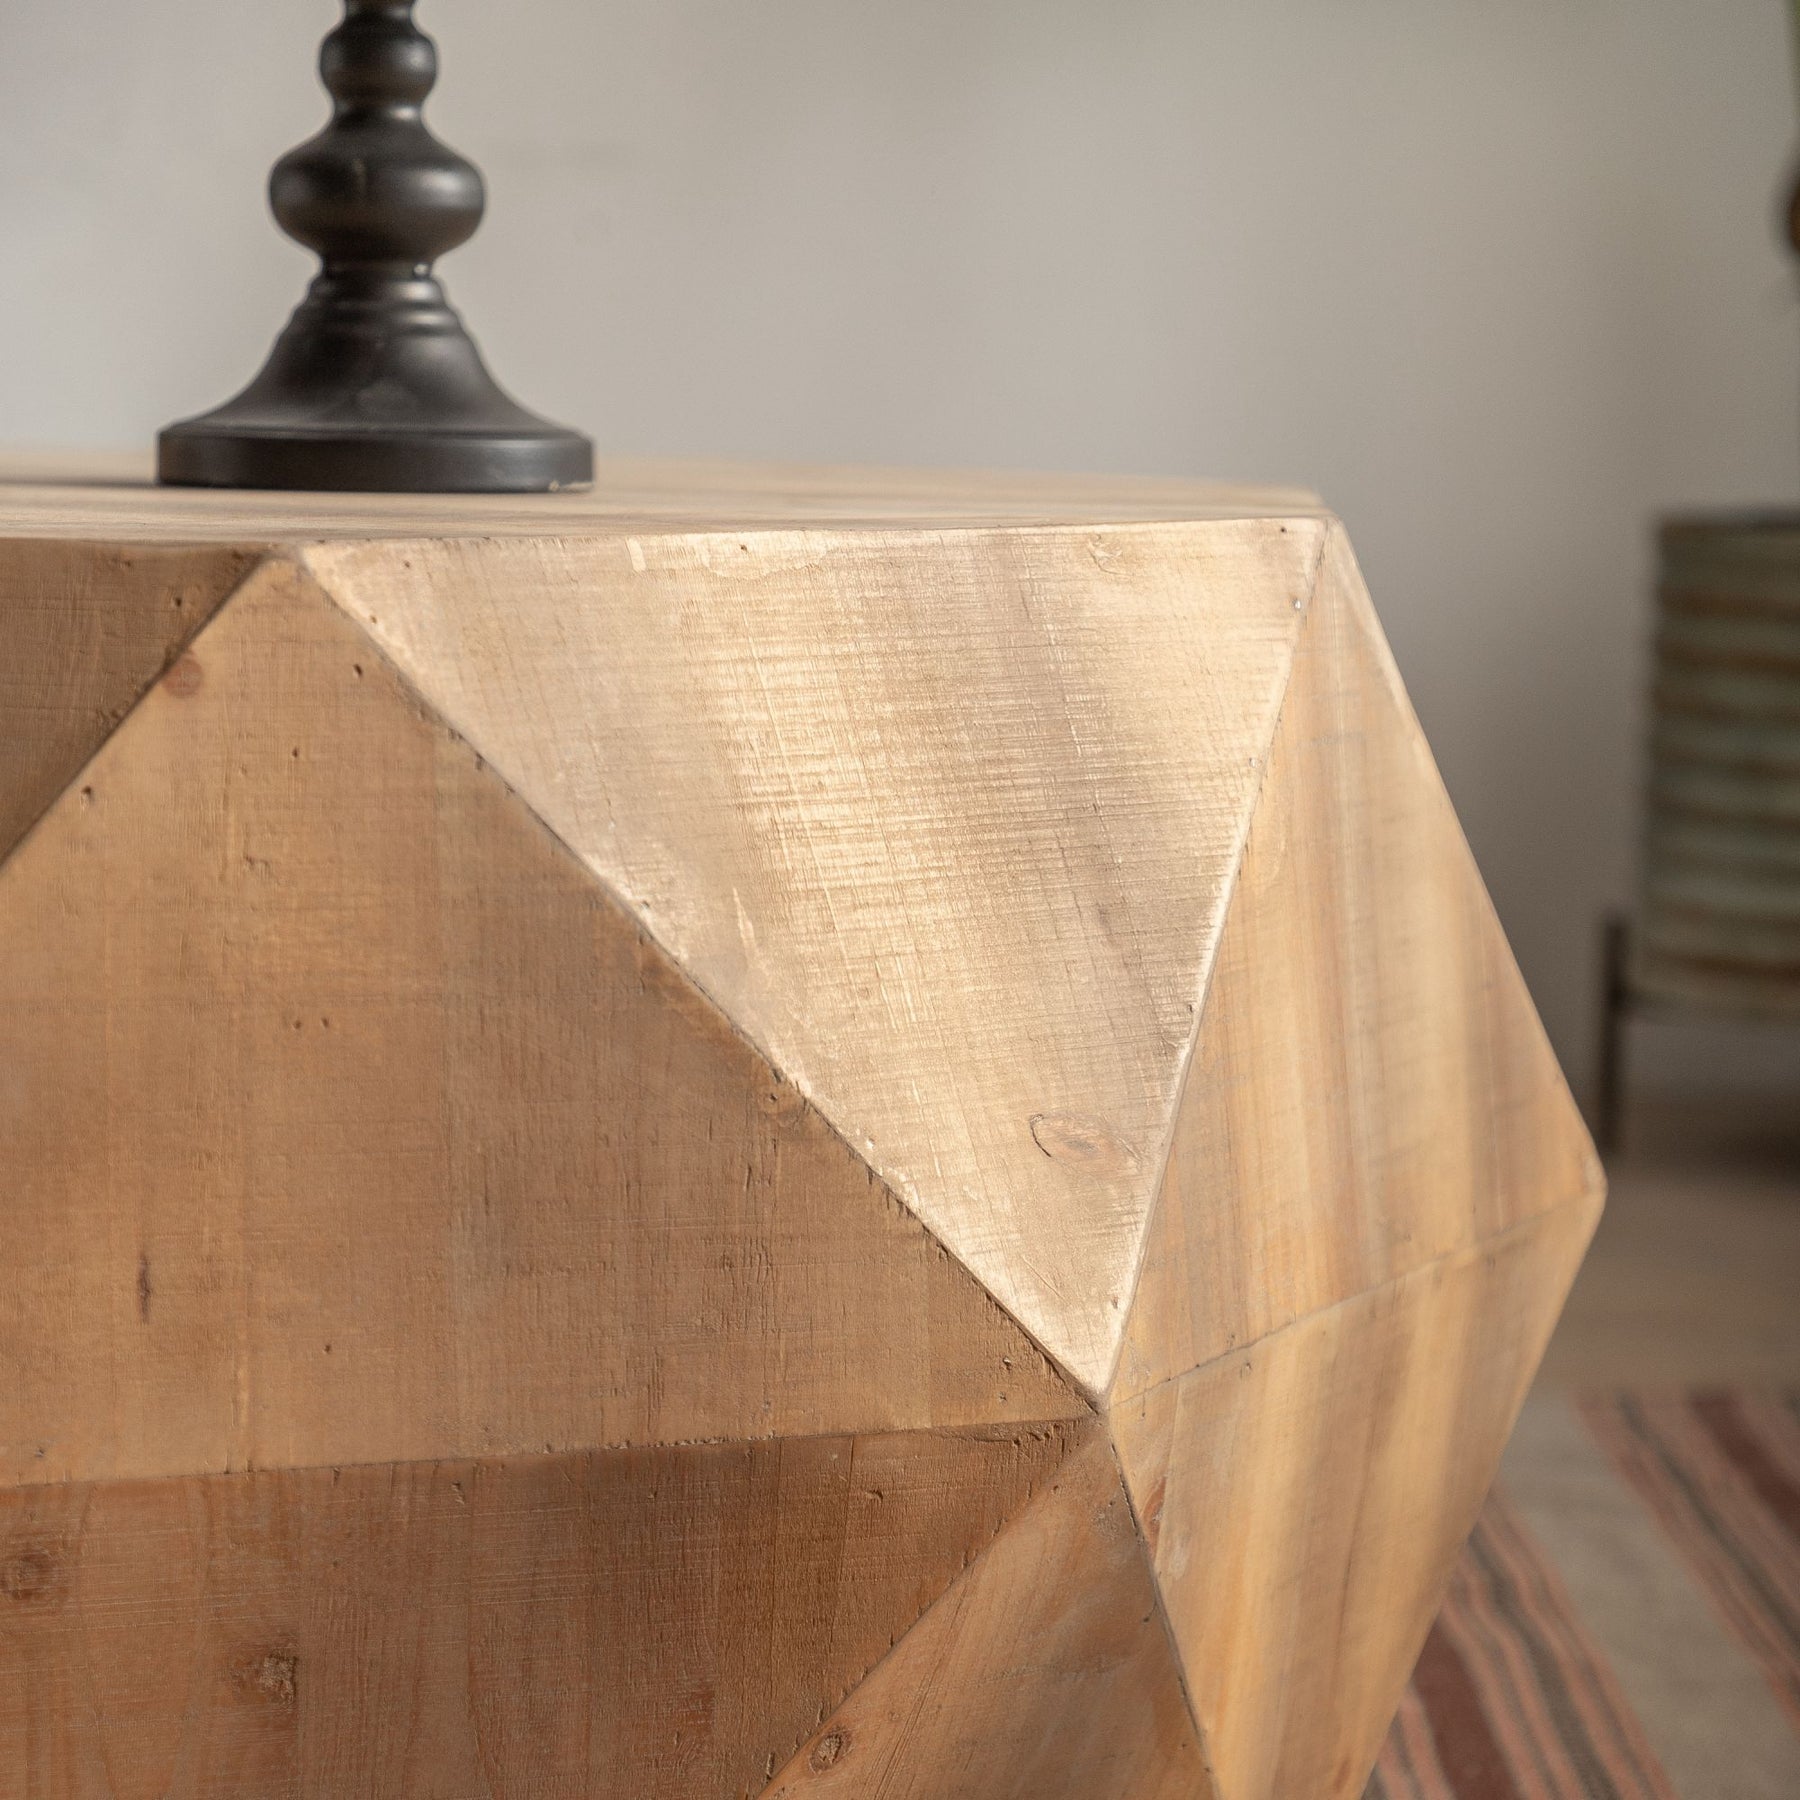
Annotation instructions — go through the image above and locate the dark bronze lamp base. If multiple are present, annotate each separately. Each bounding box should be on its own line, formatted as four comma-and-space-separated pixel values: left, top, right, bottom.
158, 425, 593, 496
159, 2, 591, 495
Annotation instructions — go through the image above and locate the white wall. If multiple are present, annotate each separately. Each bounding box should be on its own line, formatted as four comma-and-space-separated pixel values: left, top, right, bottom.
3, 0, 1797, 1096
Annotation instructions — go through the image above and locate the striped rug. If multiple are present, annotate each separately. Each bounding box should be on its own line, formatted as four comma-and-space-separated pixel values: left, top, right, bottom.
1366, 1391, 1800, 1800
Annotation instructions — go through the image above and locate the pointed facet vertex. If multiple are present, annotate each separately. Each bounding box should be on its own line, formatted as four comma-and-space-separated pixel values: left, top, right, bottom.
0, 559, 1080, 1487
0, 1425, 1081, 1796
1113, 1192, 1601, 1800
1113, 526, 1601, 1404
304, 518, 1326, 1394
0, 541, 261, 868
763, 1426, 1216, 1800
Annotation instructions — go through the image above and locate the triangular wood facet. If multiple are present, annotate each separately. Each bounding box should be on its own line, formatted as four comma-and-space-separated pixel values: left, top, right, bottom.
0, 541, 259, 868
0, 561, 1080, 1488
1113, 529, 1600, 1402
306, 519, 1325, 1394
0, 1423, 1080, 1799
762, 1431, 1215, 1800
1113, 1193, 1601, 1800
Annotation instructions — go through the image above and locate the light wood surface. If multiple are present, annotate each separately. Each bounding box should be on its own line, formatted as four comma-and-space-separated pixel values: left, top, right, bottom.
0, 458, 1598, 1799
0, 451, 1323, 542
0, 558, 1075, 1487
1113, 532, 1599, 1402
308, 517, 1325, 1396
1113, 1194, 1599, 1800
764, 1432, 1212, 1800
0, 541, 253, 864
0, 1422, 1081, 1798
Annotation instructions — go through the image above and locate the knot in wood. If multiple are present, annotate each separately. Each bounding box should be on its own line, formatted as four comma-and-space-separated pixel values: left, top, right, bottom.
809, 1729, 850, 1772
1, 1546, 63, 1607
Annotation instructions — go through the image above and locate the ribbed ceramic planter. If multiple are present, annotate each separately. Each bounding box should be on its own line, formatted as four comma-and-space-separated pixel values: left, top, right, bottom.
1638, 514, 1800, 1019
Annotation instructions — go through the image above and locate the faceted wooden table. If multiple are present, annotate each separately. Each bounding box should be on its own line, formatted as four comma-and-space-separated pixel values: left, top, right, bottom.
0, 457, 1601, 1800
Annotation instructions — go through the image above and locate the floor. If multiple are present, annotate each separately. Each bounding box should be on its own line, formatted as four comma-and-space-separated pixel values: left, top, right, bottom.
1536, 1091, 1800, 1391
1362, 1086, 1800, 1798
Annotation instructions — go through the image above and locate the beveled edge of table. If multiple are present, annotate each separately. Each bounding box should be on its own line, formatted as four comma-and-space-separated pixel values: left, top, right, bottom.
0, 450, 1328, 544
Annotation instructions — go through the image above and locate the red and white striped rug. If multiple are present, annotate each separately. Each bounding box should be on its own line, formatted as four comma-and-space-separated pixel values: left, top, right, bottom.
1368, 1391, 1800, 1800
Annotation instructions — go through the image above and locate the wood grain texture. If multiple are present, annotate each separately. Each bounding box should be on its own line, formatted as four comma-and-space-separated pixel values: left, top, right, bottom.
304, 518, 1326, 1395
0, 461, 1601, 1800
1112, 528, 1601, 1402
763, 1431, 1214, 1800
1113, 1192, 1601, 1800
0, 451, 1324, 542
0, 541, 256, 863
0, 558, 1077, 1487
0, 1421, 1083, 1800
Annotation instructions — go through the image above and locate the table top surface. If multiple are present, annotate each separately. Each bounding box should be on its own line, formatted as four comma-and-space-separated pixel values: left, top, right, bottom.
0, 451, 1325, 543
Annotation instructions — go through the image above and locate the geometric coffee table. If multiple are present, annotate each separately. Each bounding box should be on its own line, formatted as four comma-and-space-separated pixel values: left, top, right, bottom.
0, 457, 1600, 1798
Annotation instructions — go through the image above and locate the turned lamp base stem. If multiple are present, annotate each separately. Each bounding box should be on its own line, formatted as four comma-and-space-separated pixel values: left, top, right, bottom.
159, 2, 591, 495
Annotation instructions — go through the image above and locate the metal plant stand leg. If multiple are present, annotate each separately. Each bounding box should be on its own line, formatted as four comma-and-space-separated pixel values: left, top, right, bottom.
1595, 912, 1632, 1156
